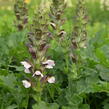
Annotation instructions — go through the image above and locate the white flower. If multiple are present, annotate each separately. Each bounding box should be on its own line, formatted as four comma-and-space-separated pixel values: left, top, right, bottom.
22, 80, 31, 88
24, 68, 31, 74
42, 60, 55, 69
21, 61, 31, 69
32, 71, 44, 77
47, 76, 55, 83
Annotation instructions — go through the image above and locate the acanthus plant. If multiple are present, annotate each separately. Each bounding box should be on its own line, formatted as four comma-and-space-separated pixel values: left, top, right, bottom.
13, 0, 89, 107
20, 3, 56, 103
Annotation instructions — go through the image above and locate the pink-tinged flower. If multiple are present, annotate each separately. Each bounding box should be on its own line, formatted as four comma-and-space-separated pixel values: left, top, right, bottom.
47, 76, 55, 83
42, 60, 55, 69
21, 61, 31, 69
24, 68, 31, 74
22, 80, 31, 88
32, 71, 44, 77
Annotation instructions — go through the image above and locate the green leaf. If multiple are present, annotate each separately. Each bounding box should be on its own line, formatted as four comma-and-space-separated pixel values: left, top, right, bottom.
102, 98, 109, 109
95, 48, 109, 67
62, 106, 78, 109
103, 104, 109, 109
6, 104, 17, 109
0, 74, 17, 89
79, 104, 90, 109
96, 65, 109, 81
32, 101, 59, 109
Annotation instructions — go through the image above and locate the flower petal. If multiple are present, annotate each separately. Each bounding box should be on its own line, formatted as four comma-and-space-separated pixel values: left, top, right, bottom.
42, 60, 54, 65
24, 68, 31, 73
32, 71, 44, 77
22, 80, 31, 88
45, 65, 53, 69
21, 61, 31, 69
42, 60, 55, 69
47, 76, 55, 83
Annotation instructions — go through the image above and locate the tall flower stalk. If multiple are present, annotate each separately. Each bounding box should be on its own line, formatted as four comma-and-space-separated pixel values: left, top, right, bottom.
21, 5, 55, 102
49, 0, 66, 41
71, 0, 88, 63
14, 0, 28, 31
14, 0, 67, 104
